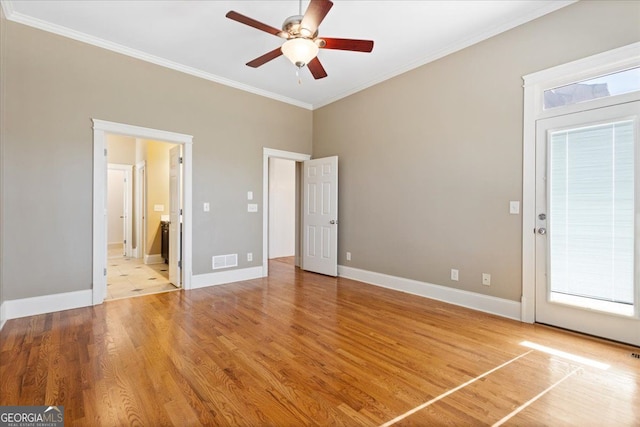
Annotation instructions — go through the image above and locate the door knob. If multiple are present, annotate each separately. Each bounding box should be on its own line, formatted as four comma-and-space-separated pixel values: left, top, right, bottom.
329, 220, 337, 224
537, 227, 547, 235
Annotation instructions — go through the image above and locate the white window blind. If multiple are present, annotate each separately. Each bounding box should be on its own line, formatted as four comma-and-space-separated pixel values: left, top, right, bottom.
549, 120, 634, 305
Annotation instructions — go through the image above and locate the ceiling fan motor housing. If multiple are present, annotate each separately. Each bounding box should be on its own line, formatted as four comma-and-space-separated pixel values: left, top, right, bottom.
281, 15, 318, 39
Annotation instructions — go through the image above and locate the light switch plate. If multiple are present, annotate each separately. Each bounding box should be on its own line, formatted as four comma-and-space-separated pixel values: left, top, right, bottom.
247, 191, 253, 200
509, 201, 520, 215
247, 204, 258, 212
154, 204, 164, 212
482, 273, 491, 286
203, 202, 210, 212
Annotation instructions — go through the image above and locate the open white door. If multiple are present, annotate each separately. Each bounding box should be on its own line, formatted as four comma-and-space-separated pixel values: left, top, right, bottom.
169, 146, 182, 287
303, 156, 338, 276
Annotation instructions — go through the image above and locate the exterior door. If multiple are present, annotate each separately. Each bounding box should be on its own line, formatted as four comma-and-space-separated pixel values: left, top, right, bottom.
303, 156, 338, 276
169, 146, 182, 287
535, 101, 640, 346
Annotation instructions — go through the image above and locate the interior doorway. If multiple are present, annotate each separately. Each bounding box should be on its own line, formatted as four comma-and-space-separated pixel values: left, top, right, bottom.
92, 119, 193, 305
262, 149, 311, 276
104, 136, 183, 300
107, 164, 133, 258
268, 158, 297, 264
262, 148, 340, 278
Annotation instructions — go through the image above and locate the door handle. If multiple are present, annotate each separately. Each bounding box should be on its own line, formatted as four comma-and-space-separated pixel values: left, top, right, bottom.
329, 220, 338, 225
537, 227, 547, 235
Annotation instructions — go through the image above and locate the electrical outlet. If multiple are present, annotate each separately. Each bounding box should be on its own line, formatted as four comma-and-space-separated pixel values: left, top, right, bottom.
482, 273, 491, 286
247, 253, 253, 262
203, 202, 210, 212
451, 269, 459, 281
346, 252, 351, 261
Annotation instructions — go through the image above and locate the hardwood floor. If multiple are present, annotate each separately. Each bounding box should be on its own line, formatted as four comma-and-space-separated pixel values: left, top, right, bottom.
1, 260, 638, 426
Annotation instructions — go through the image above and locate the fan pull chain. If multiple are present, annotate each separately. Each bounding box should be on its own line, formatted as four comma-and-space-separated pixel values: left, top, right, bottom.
296, 67, 302, 85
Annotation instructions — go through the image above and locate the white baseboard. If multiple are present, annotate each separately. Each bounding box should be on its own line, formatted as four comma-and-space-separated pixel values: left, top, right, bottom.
338, 265, 522, 321
144, 254, 164, 265
191, 266, 263, 289
3, 289, 93, 320
0, 301, 6, 331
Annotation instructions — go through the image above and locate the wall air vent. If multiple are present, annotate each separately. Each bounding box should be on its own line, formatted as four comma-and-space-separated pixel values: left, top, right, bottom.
212, 254, 238, 270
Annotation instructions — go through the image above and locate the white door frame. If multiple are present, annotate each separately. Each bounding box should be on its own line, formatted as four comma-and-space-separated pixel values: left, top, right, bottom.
262, 148, 311, 277
169, 145, 182, 287
107, 163, 133, 257
93, 119, 193, 305
521, 42, 640, 322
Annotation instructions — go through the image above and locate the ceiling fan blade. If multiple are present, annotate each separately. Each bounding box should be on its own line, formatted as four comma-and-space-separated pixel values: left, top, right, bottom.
300, 0, 334, 36
321, 37, 374, 52
246, 48, 283, 68
307, 57, 328, 80
226, 11, 283, 37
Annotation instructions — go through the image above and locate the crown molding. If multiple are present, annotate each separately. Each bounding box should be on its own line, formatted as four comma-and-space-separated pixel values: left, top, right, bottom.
1, 1, 313, 110
0, 0, 13, 20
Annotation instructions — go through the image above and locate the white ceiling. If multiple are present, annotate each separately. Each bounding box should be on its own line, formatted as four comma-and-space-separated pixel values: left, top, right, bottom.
3, 0, 574, 109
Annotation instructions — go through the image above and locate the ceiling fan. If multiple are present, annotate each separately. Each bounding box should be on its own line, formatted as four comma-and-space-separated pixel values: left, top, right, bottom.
225, 0, 374, 80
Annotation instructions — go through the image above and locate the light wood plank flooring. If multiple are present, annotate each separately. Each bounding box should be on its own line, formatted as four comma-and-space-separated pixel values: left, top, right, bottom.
1, 258, 638, 426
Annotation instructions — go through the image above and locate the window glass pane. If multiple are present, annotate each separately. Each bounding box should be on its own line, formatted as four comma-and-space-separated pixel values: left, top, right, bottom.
544, 67, 640, 109
549, 120, 635, 305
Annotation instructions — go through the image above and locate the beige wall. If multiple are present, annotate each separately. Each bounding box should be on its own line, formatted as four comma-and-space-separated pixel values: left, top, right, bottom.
2, 18, 312, 300
313, 0, 640, 302
106, 134, 136, 165
145, 140, 174, 256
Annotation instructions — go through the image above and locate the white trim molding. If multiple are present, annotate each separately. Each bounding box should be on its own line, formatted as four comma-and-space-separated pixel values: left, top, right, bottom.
191, 266, 263, 290
3, 290, 93, 320
521, 41, 640, 323
144, 254, 165, 265
339, 266, 521, 321
93, 119, 194, 306
262, 148, 311, 277
0, 301, 6, 331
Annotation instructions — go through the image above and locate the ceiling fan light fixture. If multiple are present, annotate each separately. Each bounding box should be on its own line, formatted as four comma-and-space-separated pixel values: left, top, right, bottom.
281, 38, 319, 68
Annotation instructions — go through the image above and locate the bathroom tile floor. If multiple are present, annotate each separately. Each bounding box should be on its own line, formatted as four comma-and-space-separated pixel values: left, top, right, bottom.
107, 245, 178, 300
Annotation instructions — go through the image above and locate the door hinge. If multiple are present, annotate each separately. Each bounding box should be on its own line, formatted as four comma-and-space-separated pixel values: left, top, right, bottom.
179, 157, 183, 164
103, 268, 107, 276
104, 148, 107, 156
178, 260, 182, 269
180, 208, 183, 215
124, 239, 126, 244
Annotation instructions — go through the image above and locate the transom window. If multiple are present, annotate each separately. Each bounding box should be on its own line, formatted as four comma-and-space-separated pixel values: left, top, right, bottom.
544, 66, 640, 110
